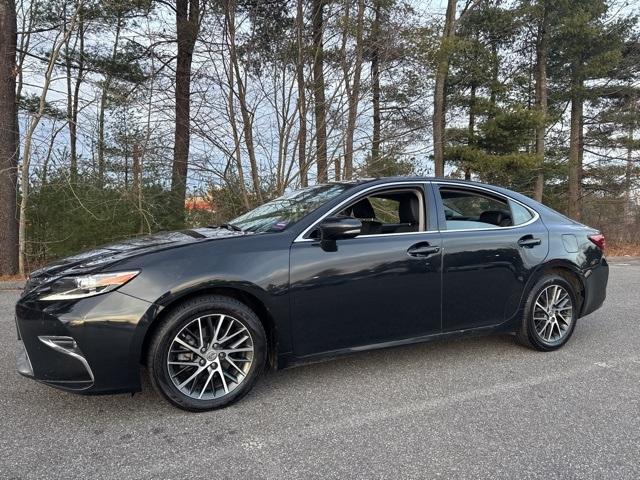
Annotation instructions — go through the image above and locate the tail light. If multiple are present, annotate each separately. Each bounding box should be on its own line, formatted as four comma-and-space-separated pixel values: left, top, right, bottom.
588, 233, 606, 251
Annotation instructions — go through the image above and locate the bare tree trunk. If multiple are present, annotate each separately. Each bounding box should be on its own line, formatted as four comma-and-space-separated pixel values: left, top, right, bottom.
224, 41, 251, 210
63, 3, 84, 183
41, 122, 66, 186
132, 143, 144, 234
624, 95, 635, 223
336, 1, 351, 182
568, 78, 583, 221
71, 13, 85, 182
64, 4, 74, 179
343, 0, 365, 180
98, 14, 121, 188
123, 129, 129, 189
0, 0, 19, 275
270, 59, 297, 194
432, 0, 457, 177
312, 0, 328, 182
624, 123, 633, 221
295, 0, 308, 187
97, 86, 107, 185
15, 0, 33, 104
533, 3, 548, 202
465, 82, 476, 180
224, 0, 262, 202
18, 10, 78, 274
488, 43, 499, 117
370, 0, 382, 170
171, 0, 200, 226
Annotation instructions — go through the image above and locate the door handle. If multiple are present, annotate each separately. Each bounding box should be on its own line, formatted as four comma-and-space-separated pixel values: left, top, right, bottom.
518, 235, 541, 248
407, 242, 440, 257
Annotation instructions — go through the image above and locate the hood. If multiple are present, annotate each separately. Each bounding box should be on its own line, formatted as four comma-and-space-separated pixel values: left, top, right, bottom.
25, 227, 248, 292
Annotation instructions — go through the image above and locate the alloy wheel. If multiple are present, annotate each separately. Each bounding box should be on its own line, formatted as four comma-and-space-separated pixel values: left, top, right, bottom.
167, 314, 254, 400
532, 284, 574, 344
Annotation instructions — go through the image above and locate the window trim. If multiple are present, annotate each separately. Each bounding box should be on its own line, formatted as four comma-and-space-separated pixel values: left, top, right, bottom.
358, 188, 425, 230
294, 181, 435, 242
435, 182, 540, 232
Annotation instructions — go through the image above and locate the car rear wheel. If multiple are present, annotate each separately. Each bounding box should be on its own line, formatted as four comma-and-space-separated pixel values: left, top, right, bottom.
147, 295, 266, 411
516, 274, 578, 351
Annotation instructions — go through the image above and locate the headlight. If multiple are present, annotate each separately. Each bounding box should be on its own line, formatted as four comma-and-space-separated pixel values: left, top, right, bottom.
39, 271, 140, 301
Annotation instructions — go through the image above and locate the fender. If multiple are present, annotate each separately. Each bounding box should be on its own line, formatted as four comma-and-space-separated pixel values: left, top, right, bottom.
129, 277, 287, 371
517, 258, 587, 316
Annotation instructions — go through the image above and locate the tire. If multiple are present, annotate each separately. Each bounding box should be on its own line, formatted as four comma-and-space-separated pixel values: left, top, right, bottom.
147, 295, 266, 411
516, 273, 578, 351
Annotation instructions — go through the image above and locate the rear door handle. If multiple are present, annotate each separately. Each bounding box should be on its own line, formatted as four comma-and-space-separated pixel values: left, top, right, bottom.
518, 235, 541, 248
407, 242, 440, 257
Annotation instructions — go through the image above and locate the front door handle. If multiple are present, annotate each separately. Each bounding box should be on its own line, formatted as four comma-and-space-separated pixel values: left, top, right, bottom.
407, 242, 440, 257
518, 235, 542, 248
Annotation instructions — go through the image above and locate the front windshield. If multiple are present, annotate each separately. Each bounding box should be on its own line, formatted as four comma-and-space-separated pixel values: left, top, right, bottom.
231, 184, 352, 233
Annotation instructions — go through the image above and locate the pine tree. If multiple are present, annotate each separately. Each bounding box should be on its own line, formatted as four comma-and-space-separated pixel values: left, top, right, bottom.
549, 0, 635, 220
445, 0, 539, 190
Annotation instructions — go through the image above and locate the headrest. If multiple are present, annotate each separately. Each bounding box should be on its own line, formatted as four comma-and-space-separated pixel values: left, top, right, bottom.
350, 198, 376, 219
399, 196, 419, 225
479, 210, 504, 226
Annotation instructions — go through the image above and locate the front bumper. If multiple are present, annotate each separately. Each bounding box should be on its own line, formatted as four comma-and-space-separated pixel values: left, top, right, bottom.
15, 291, 156, 394
15, 303, 96, 391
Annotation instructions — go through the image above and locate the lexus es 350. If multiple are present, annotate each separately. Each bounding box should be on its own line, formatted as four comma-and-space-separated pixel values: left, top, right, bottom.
16, 177, 608, 411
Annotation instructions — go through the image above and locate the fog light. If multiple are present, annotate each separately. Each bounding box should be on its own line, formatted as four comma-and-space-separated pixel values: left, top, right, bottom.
38, 336, 94, 381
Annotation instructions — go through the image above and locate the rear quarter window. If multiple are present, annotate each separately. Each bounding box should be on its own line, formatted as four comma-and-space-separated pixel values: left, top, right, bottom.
510, 201, 534, 225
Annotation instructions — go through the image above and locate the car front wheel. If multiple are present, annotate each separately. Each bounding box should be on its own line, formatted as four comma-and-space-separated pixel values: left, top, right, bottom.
147, 295, 266, 411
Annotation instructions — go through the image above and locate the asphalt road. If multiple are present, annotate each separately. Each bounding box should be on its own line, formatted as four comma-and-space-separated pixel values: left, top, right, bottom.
1, 260, 639, 479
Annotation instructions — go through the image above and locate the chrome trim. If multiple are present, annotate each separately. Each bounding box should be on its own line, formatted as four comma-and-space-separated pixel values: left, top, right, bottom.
294, 181, 435, 242
434, 181, 540, 232
348, 230, 436, 240
38, 336, 94, 382
16, 339, 34, 377
15, 318, 34, 377
294, 179, 541, 242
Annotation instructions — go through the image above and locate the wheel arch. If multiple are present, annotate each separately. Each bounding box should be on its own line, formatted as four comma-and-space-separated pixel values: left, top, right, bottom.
139, 286, 279, 370
523, 260, 586, 315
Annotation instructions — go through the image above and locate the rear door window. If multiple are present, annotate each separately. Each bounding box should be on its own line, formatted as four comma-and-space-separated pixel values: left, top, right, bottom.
439, 187, 532, 230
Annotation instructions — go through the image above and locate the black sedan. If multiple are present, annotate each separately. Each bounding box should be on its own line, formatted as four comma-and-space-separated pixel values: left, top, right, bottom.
16, 177, 609, 411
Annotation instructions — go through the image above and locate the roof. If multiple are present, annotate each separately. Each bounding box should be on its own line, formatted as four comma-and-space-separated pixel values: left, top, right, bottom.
327, 175, 549, 211
328, 176, 501, 190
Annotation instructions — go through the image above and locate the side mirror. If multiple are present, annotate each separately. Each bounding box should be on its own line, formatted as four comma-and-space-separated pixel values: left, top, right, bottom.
318, 216, 362, 251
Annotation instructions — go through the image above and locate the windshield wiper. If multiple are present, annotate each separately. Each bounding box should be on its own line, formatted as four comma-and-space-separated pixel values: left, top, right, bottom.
207, 223, 244, 232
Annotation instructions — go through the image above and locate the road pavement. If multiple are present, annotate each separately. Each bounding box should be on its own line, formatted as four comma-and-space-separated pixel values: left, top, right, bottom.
1, 259, 638, 479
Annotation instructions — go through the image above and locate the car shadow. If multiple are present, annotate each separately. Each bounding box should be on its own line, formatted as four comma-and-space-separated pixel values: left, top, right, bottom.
9, 332, 523, 419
